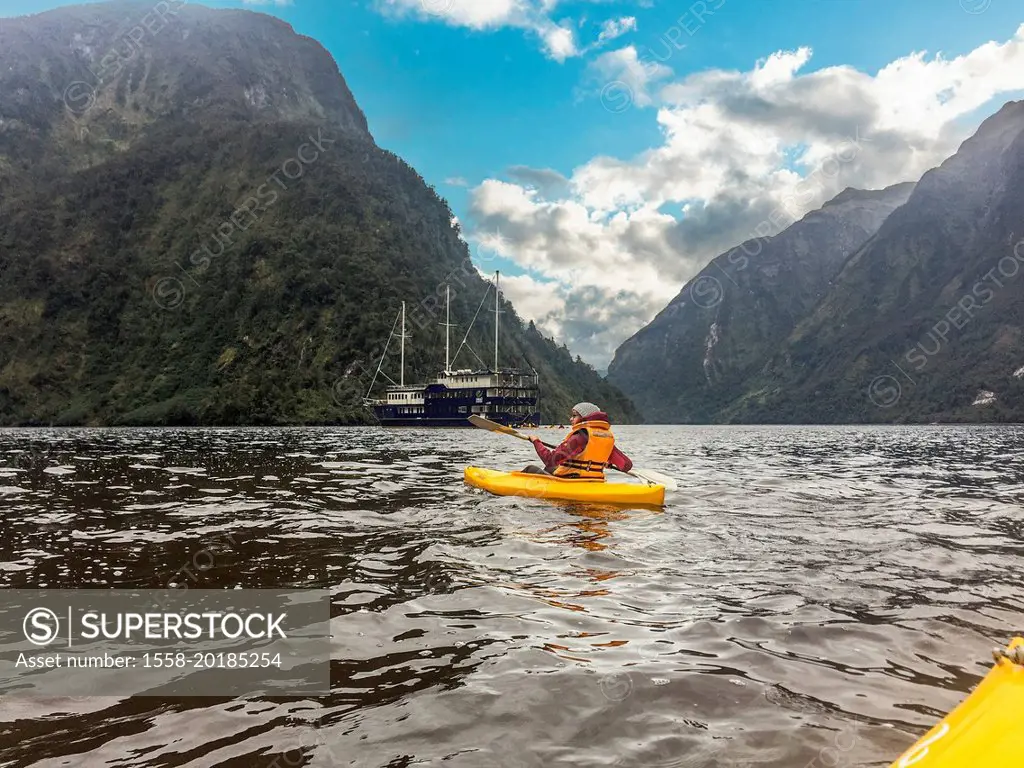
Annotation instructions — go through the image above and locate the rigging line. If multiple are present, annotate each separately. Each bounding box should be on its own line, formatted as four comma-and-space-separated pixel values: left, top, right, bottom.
461, 342, 488, 369
450, 282, 492, 369
365, 309, 403, 399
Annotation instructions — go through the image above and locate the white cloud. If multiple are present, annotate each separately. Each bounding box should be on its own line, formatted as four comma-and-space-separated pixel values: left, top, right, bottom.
242, 0, 292, 5
445, 176, 469, 187
395, 0, 526, 30
538, 20, 578, 62
376, 1, 634, 61
499, 273, 562, 329
589, 45, 672, 108
469, 24, 1024, 367
378, 0, 569, 58
596, 16, 637, 45
748, 48, 813, 90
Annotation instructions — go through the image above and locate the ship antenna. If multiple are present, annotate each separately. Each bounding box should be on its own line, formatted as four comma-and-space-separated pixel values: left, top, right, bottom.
494, 271, 500, 372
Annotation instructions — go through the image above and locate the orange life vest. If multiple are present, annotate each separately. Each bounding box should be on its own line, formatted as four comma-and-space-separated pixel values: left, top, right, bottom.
553, 419, 615, 479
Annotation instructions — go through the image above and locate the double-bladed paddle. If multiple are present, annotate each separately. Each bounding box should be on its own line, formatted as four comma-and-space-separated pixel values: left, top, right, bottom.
467, 415, 678, 491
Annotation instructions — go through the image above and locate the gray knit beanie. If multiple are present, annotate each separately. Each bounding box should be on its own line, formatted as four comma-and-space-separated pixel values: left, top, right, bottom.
571, 402, 601, 418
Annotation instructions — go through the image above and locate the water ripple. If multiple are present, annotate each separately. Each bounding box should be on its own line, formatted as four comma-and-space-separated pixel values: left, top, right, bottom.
0, 425, 1021, 766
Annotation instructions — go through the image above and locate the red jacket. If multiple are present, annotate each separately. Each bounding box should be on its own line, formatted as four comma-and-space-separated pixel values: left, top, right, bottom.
531, 412, 633, 474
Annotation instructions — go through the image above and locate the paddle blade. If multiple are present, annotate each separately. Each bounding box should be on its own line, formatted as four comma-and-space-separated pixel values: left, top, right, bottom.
468, 415, 528, 440
630, 468, 678, 491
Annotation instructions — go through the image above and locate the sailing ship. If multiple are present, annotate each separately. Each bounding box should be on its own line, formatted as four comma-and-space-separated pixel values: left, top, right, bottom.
363, 272, 542, 427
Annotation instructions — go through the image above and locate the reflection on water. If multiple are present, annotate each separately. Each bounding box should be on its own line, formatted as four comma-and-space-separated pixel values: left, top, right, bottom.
0, 425, 1022, 767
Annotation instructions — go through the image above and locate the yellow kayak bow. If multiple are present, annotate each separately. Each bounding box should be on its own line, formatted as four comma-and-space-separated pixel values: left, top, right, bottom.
889, 637, 1024, 767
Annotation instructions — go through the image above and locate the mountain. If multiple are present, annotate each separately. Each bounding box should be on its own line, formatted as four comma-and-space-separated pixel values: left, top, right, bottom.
610, 100, 1024, 425
607, 182, 915, 422
730, 100, 1024, 423
0, 1, 639, 426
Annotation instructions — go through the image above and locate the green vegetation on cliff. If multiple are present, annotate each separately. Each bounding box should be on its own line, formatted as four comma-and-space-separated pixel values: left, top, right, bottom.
0, 2, 638, 426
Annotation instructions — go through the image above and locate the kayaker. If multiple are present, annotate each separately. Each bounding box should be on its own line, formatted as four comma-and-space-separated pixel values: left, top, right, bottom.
523, 402, 633, 478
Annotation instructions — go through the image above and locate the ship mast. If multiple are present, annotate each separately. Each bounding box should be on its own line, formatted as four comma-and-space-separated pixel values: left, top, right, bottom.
493, 271, 500, 372
445, 285, 451, 375
400, 301, 406, 387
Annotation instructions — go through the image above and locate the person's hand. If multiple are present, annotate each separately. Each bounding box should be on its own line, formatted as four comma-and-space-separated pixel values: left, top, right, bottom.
527, 435, 540, 443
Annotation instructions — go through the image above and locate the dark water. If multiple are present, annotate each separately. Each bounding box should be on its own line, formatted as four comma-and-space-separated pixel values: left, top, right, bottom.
0, 425, 1022, 767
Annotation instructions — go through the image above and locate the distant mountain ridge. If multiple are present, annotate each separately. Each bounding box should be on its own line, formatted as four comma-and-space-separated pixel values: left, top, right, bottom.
732, 100, 1024, 423
609, 100, 1024, 424
0, 1, 639, 426
607, 182, 915, 422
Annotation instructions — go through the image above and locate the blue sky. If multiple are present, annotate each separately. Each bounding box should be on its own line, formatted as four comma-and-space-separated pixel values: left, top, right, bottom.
5, 0, 1024, 368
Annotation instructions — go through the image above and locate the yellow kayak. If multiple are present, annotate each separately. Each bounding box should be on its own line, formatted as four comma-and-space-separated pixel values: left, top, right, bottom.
889, 637, 1024, 767
464, 466, 666, 506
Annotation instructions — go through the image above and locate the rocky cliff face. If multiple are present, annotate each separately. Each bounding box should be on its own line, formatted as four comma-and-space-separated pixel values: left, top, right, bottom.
610, 99, 1024, 424
0, 2, 639, 426
0, 2, 370, 175
732, 100, 1024, 423
607, 182, 915, 422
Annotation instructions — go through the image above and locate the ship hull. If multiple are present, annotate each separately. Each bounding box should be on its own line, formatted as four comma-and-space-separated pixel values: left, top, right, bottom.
372, 413, 540, 428
368, 369, 540, 428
